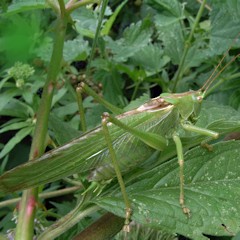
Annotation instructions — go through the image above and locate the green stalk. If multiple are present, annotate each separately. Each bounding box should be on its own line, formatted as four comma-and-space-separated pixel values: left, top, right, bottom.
0, 186, 82, 208
172, 0, 206, 92
66, 0, 99, 13
38, 202, 100, 239
15, 1, 68, 239
86, 0, 109, 77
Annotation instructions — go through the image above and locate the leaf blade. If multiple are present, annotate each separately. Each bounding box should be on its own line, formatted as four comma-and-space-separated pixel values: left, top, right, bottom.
96, 141, 240, 239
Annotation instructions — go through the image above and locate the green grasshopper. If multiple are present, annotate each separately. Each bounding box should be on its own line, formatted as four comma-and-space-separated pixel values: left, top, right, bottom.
0, 49, 239, 231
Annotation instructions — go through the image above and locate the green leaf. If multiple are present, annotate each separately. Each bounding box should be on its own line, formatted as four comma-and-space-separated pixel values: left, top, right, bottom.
35, 36, 53, 63
195, 102, 240, 141
63, 37, 90, 62
1, 0, 47, 16
232, 231, 240, 240
210, 1, 240, 54
0, 76, 11, 89
49, 114, 81, 145
154, 18, 184, 65
0, 155, 9, 175
148, 0, 186, 65
50, 201, 76, 216
0, 13, 44, 64
130, 44, 170, 75
94, 67, 126, 107
147, 0, 183, 17
0, 88, 21, 111
73, 7, 98, 39
106, 19, 153, 62
96, 141, 240, 239
52, 87, 68, 107
0, 98, 34, 118
101, 0, 127, 36
52, 102, 78, 118
0, 121, 31, 134
229, 89, 240, 110
0, 126, 33, 159
115, 224, 176, 240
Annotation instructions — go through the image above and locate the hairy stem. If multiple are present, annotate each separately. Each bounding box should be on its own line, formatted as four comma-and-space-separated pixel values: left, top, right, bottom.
15, 1, 68, 239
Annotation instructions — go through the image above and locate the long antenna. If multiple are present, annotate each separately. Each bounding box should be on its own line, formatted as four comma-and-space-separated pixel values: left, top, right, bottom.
201, 53, 240, 94
200, 33, 240, 94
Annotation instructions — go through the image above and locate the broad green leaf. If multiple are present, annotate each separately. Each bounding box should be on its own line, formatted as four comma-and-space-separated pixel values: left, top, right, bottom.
49, 114, 81, 145
96, 141, 240, 240
197, 101, 240, 128
106, 20, 153, 62
52, 102, 78, 118
154, 18, 184, 65
232, 232, 240, 240
115, 225, 177, 240
63, 37, 90, 62
73, 7, 98, 39
230, 89, 240, 110
130, 44, 170, 75
149, 0, 185, 65
0, 126, 33, 159
120, 19, 152, 48
157, 101, 240, 168
94, 68, 125, 107
84, 104, 108, 129
146, 0, 183, 17
0, 13, 44, 64
154, 19, 207, 70
210, 1, 240, 54
1, 0, 47, 16
35, 36, 53, 63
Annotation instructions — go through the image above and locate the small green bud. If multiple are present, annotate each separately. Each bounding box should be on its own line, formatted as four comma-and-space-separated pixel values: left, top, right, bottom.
7, 62, 35, 81
16, 79, 25, 88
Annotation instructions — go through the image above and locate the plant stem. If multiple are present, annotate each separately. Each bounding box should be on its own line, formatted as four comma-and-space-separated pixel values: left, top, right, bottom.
0, 186, 82, 208
15, 1, 68, 239
66, 0, 99, 13
86, 0, 109, 77
172, 0, 206, 92
38, 202, 100, 240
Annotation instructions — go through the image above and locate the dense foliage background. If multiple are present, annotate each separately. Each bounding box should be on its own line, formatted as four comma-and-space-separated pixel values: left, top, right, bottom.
0, 0, 240, 239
